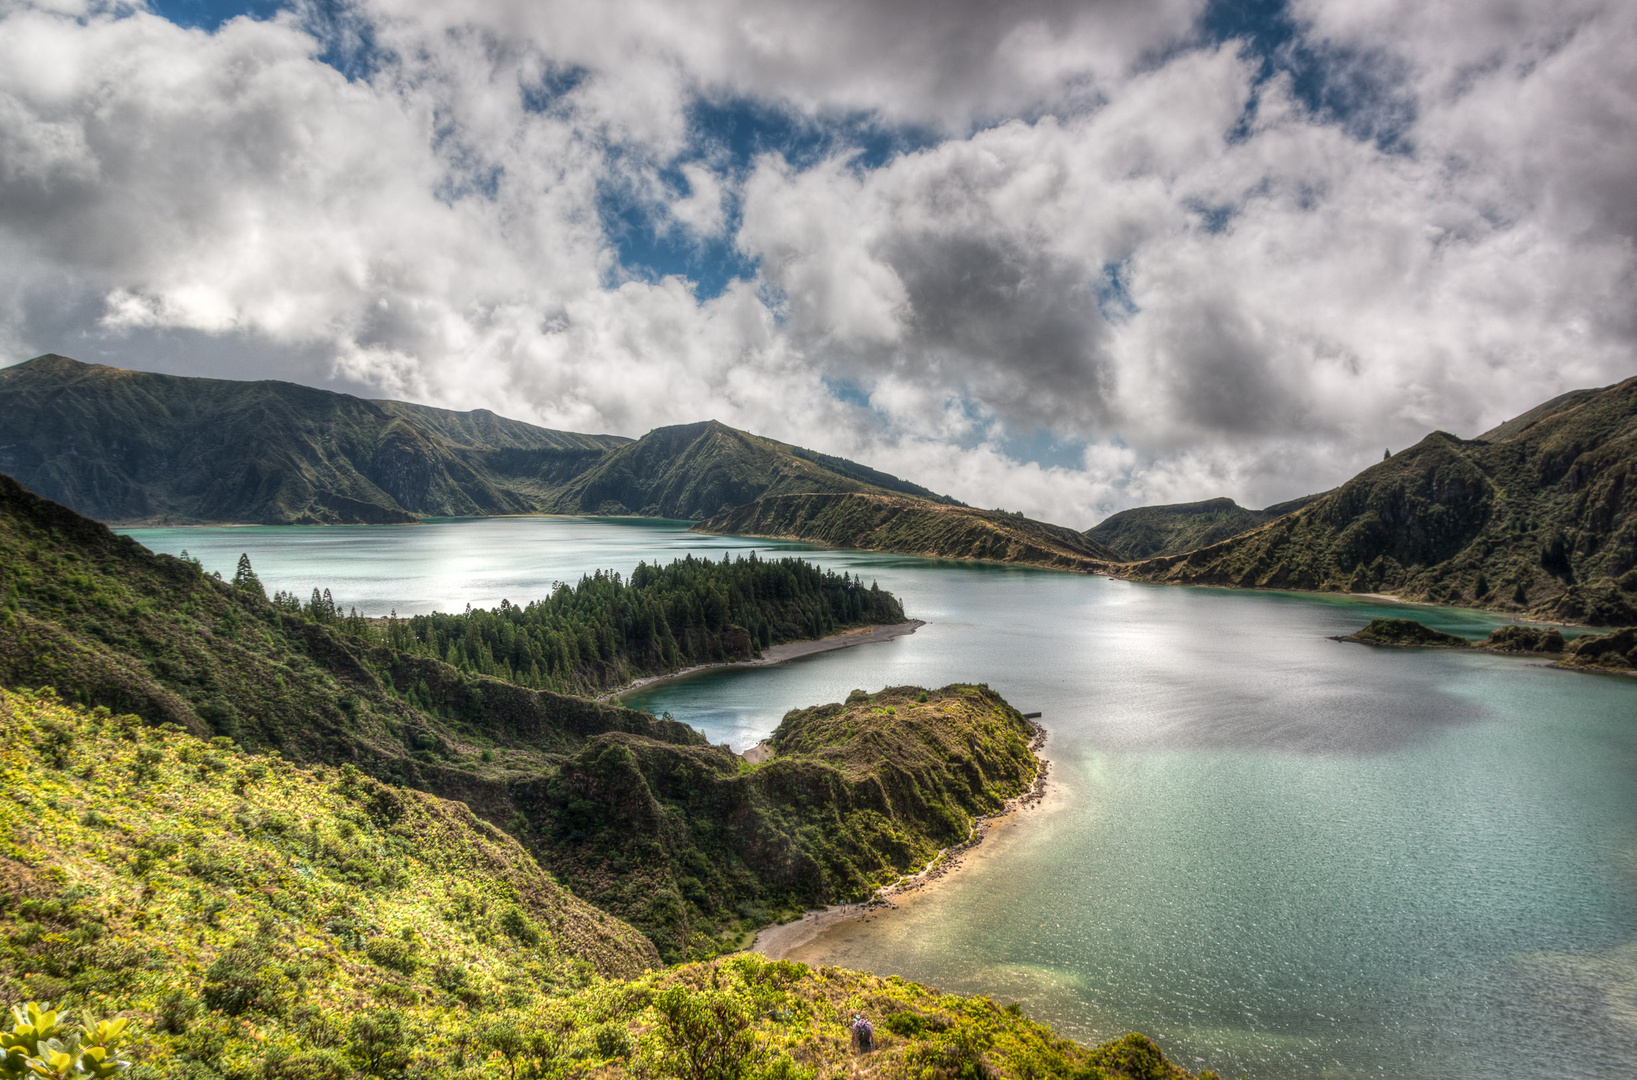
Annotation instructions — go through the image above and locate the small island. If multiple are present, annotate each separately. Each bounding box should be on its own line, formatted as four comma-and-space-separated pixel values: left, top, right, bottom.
1341, 617, 1636, 674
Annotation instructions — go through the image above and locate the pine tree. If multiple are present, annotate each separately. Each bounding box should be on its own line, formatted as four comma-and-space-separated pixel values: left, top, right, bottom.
231, 553, 266, 599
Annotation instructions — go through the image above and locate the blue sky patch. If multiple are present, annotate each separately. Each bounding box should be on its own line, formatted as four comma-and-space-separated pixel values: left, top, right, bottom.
1201, 0, 1416, 151
999, 427, 1090, 473
599, 97, 938, 299
147, 0, 286, 33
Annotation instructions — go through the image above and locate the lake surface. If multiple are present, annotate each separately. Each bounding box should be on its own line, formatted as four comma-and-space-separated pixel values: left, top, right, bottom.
123, 518, 1637, 1079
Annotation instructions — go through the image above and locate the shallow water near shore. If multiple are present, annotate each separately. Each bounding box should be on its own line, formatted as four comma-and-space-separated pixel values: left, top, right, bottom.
124, 517, 1637, 1079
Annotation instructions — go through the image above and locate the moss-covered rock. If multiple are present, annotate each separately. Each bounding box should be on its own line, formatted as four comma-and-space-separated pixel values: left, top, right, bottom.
1346, 618, 1473, 648
1559, 626, 1637, 671
1483, 625, 1566, 653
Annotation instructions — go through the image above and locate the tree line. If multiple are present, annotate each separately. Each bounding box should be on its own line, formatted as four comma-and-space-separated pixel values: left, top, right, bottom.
245, 551, 906, 696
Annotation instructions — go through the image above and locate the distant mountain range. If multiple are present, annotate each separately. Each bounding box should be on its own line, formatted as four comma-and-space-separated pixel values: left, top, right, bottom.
1086, 494, 1323, 560
0, 355, 949, 525
3, 353, 1634, 623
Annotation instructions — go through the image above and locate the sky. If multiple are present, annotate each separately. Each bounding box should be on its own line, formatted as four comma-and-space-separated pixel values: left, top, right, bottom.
2, 0, 1634, 527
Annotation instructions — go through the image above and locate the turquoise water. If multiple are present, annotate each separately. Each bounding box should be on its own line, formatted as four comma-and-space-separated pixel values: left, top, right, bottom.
122, 519, 1637, 1078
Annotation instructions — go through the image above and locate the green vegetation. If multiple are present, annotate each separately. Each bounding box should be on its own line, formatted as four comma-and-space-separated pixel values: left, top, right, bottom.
526, 684, 1040, 960
1086, 495, 1322, 560
0, 476, 1041, 961
695, 492, 1118, 571
1343, 617, 1637, 673
1556, 627, 1637, 672
1483, 625, 1565, 653
0, 355, 625, 525
540, 420, 958, 520
0, 358, 955, 527
1121, 377, 1637, 624
1345, 619, 1472, 648
0, 688, 1215, 1080
367, 554, 904, 695
1, 1001, 132, 1078
0, 469, 703, 784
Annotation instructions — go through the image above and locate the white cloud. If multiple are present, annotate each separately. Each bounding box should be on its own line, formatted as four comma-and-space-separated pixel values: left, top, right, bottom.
0, 0, 1633, 529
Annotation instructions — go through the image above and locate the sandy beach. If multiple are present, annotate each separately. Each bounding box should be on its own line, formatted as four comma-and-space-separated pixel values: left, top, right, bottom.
751, 723, 1053, 962
600, 619, 925, 701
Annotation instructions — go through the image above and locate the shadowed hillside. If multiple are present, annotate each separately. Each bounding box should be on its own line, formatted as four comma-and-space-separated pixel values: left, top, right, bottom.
0, 356, 964, 528
694, 491, 1119, 570
1087, 494, 1323, 560
1120, 376, 1637, 624
0, 355, 628, 524
541, 419, 959, 519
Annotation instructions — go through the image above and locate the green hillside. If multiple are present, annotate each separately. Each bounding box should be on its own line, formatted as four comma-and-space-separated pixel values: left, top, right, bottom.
695, 492, 1119, 570
520, 683, 1040, 959
0, 356, 966, 528
0, 355, 629, 525
541, 421, 959, 519
0, 475, 1034, 959
1119, 377, 1637, 624
1087, 494, 1322, 560
0, 687, 1215, 1080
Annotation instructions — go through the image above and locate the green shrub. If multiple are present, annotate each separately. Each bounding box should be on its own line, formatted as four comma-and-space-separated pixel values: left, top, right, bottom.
201, 947, 276, 1016
260, 1047, 350, 1080
346, 1010, 409, 1077
35, 721, 75, 769
362, 937, 419, 975
592, 1021, 632, 1060
130, 747, 163, 784
498, 906, 540, 946
650, 984, 767, 1080
155, 991, 201, 1035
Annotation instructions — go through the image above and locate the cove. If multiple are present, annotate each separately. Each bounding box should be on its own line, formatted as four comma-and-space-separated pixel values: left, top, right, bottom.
122, 517, 1637, 1079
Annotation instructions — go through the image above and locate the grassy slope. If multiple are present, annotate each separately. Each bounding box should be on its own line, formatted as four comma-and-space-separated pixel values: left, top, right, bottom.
0, 356, 626, 525
542, 421, 960, 520
0, 476, 1037, 961
522, 684, 1041, 960
0, 689, 1213, 1080
1086, 495, 1322, 560
694, 492, 1120, 570
1118, 376, 1637, 625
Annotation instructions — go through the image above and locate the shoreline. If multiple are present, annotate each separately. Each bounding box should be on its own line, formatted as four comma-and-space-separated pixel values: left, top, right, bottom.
750, 721, 1051, 961
599, 620, 925, 702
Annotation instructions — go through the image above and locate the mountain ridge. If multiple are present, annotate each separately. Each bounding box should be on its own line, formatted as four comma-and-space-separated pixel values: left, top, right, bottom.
1087, 493, 1325, 560
1118, 376, 1637, 625
0, 355, 956, 527
695, 491, 1120, 570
